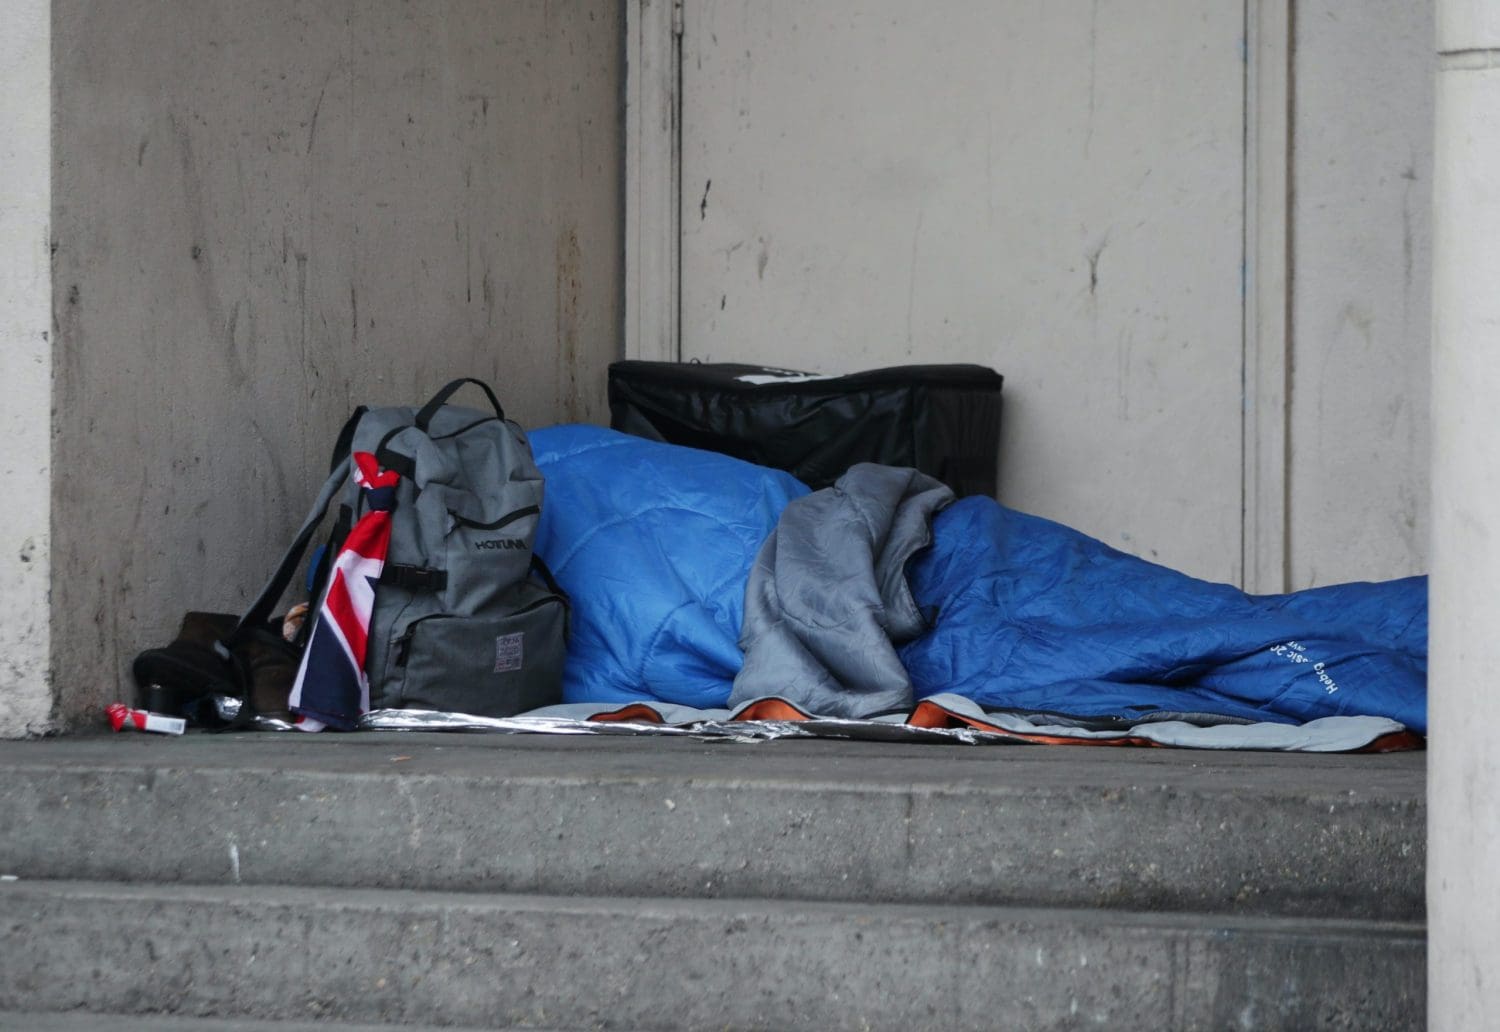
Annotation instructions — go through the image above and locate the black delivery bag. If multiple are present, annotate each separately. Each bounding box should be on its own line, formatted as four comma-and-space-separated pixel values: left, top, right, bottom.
608, 361, 1003, 496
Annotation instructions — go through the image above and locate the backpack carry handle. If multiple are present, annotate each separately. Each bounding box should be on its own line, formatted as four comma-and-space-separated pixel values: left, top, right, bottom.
415, 378, 505, 431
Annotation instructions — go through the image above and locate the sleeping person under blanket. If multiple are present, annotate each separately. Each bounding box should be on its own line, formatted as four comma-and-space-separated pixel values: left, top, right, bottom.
527, 424, 1427, 734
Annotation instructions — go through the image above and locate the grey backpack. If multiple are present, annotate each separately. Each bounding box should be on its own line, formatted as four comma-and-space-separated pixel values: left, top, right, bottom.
229, 378, 567, 725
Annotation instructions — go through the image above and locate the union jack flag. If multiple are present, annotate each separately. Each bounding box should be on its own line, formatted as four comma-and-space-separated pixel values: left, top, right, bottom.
288, 451, 399, 731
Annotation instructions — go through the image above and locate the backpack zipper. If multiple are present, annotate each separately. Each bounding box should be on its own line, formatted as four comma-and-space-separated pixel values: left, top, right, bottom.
449, 504, 540, 532
392, 593, 565, 668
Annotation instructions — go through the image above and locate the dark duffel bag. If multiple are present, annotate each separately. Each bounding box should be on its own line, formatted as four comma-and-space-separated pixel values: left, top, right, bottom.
608, 361, 1002, 496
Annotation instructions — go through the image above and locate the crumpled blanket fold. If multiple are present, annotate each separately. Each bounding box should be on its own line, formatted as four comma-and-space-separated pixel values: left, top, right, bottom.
732, 464, 953, 718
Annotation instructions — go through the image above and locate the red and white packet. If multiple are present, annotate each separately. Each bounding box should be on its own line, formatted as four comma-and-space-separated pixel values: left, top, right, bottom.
106, 702, 186, 736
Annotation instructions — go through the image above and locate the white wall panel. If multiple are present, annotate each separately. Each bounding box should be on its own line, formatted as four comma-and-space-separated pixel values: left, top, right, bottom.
1288, 0, 1433, 588
679, 1, 1248, 583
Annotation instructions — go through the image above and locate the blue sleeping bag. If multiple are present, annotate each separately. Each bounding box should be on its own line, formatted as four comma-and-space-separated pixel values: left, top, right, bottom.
900, 500, 1427, 731
530, 424, 809, 708
530, 425, 1428, 732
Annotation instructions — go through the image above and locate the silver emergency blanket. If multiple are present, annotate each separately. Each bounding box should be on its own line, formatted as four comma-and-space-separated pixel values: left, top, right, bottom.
358, 693, 1415, 752
210, 687, 1414, 751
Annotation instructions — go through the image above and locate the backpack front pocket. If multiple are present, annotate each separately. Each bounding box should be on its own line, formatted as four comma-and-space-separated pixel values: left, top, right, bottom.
442, 500, 541, 610
386, 588, 566, 717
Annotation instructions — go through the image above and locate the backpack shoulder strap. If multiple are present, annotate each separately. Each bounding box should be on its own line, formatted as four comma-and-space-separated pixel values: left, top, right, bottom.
219, 454, 350, 655
328, 405, 368, 471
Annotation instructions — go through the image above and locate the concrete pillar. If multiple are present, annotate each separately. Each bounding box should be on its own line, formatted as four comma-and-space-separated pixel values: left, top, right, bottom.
1431, 1, 1500, 1025
0, 0, 54, 736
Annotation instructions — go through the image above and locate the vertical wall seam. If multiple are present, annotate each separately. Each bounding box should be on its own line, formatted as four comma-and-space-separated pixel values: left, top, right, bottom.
1243, 0, 1292, 594
1282, 0, 1297, 592
624, 0, 681, 363
1240, 0, 1251, 589
672, 0, 684, 362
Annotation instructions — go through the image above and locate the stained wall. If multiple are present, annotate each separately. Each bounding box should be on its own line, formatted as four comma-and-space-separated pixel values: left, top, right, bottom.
48, 1, 622, 724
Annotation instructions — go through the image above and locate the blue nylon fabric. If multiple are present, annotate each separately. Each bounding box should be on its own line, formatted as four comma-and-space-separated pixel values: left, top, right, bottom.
531, 425, 1428, 731
899, 498, 1428, 732
529, 424, 810, 707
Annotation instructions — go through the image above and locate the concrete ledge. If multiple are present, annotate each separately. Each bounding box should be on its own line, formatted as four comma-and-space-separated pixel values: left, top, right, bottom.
0, 1014, 537, 1032
0, 732, 1424, 918
0, 879, 1424, 1032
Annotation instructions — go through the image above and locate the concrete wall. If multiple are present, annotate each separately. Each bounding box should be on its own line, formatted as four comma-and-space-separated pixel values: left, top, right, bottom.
48, 0, 622, 726
0, 0, 54, 736
1289, 0, 1434, 589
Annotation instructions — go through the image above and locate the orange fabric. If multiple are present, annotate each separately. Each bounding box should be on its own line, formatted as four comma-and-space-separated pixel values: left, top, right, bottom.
1358, 731, 1426, 753
588, 703, 669, 724
732, 699, 814, 722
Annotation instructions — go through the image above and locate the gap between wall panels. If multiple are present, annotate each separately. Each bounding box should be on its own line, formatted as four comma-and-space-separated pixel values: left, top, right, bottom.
1241, 0, 1293, 595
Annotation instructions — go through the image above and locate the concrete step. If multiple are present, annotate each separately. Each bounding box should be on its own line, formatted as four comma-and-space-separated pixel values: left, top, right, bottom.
0, 879, 1423, 1032
0, 732, 1424, 919
0, 1014, 542, 1031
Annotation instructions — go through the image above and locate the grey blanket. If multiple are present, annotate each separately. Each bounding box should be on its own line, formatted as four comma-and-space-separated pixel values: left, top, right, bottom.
730, 464, 955, 717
